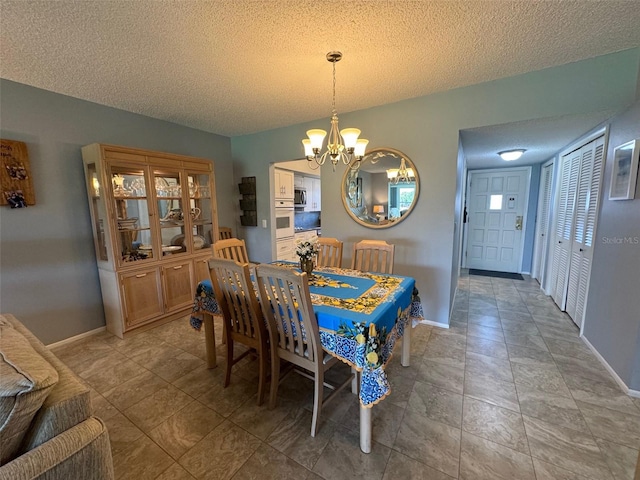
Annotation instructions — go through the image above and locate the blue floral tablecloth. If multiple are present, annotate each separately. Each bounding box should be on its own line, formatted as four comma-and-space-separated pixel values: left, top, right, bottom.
190, 263, 423, 407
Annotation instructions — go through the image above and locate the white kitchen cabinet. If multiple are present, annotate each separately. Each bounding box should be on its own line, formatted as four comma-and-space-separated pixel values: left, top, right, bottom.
303, 176, 321, 211
275, 168, 294, 200
276, 237, 295, 261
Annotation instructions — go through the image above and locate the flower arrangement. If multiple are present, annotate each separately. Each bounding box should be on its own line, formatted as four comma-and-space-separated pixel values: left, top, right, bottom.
295, 237, 319, 260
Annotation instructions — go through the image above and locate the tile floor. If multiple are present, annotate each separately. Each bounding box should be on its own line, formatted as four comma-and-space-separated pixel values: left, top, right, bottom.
51, 271, 640, 480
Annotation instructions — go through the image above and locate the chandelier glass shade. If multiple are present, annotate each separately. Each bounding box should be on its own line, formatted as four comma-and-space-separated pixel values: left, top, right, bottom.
386, 158, 415, 183
302, 52, 369, 171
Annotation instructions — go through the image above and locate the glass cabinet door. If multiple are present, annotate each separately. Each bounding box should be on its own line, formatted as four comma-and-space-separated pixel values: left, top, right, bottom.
188, 172, 214, 249
154, 169, 189, 256
86, 163, 109, 262
109, 165, 155, 265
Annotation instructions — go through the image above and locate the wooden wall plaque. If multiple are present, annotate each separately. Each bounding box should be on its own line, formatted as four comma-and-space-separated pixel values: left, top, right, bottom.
1, 139, 35, 207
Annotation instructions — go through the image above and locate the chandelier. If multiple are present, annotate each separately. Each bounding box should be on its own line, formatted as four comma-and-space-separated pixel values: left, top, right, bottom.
302, 52, 369, 171
387, 157, 415, 184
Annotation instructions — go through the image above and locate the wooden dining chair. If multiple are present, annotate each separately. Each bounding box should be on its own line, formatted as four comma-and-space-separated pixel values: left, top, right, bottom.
213, 237, 250, 264
255, 264, 353, 436
219, 226, 233, 240
351, 240, 395, 274
208, 257, 269, 405
316, 237, 343, 268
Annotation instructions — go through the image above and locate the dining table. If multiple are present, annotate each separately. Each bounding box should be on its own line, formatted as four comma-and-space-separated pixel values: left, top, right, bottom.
189, 261, 424, 453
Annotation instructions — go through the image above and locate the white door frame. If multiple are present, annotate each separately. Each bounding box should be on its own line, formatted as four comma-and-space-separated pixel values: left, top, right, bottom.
465, 166, 532, 273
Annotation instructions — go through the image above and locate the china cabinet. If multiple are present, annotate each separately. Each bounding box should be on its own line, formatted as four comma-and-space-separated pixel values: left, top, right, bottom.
82, 143, 219, 338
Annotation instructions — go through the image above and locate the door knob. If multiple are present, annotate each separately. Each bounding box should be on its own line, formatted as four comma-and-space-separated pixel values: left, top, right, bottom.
515, 216, 523, 230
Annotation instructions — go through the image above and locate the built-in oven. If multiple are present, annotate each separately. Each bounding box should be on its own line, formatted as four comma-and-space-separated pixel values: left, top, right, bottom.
275, 200, 294, 239
294, 187, 307, 208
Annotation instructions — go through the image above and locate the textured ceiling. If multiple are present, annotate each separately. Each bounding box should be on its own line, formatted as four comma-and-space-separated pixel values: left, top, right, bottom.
1, 0, 639, 139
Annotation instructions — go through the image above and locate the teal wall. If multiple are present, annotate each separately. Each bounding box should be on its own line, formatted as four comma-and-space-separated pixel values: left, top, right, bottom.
0, 79, 234, 344
232, 48, 640, 326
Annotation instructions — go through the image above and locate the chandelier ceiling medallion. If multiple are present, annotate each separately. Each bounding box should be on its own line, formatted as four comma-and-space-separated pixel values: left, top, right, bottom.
302, 51, 369, 171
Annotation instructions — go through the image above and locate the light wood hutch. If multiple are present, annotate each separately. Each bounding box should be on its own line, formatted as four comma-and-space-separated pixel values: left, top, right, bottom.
82, 143, 219, 338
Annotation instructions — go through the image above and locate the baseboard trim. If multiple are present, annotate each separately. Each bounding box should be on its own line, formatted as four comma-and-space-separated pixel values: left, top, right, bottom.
414, 318, 449, 329
46, 326, 106, 349
580, 334, 630, 393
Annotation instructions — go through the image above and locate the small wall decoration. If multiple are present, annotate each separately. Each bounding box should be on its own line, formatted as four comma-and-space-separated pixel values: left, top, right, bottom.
1, 139, 36, 207
609, 138, 639, 201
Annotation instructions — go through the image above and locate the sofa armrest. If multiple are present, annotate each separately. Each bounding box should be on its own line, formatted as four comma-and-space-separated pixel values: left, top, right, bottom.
0, 417, 114, 480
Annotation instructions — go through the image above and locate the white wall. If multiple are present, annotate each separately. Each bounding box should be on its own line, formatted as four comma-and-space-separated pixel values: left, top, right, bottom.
232, 49, 640, 326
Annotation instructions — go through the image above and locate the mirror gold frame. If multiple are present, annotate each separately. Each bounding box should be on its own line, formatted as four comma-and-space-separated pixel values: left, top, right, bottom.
341, 147, 420, 229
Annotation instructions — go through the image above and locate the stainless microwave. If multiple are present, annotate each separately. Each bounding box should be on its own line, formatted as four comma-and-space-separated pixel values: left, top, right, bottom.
294, 187, 307, 207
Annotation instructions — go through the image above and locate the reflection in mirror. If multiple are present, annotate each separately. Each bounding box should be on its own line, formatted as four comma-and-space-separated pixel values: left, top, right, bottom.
342, 147, 419, 228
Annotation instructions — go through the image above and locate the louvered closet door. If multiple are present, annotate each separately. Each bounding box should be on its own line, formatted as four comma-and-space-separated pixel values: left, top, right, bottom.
551, 149, 580, 309
533, 163, 553, 282
565, 137, 604, 328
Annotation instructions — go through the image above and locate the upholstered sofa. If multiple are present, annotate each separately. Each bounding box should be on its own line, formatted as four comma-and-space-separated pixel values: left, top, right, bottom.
0, 314, 114, 480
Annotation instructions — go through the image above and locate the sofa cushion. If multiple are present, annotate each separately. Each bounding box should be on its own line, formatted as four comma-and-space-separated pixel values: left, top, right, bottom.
1, 314, 92, 454
0, 322, 59, 465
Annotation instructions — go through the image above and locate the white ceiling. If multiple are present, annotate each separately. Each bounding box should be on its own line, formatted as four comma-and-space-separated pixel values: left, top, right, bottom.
1, 1, 639, 165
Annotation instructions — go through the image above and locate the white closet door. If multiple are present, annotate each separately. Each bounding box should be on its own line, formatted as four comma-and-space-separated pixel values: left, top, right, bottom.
565, 137, 604, 328
551, 149, 580, 309
533, 163, 553, 282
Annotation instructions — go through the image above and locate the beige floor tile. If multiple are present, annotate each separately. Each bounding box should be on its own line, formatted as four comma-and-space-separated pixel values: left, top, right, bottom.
462, 396, 529, 454
112, 435, 174, 480
428, 330, 467, 350
148, 400, 224, 460
464, 373, 520, 412
179, 420, 261, 480
407, 380, 463, 428
468, 314, 502, 329
267, 407, 337, 470
197, 373, 255, 417
90, 389, 119, 421
230, 444, 312, 480
466, 335, 509, 360
340, 398, 405, 448
511, 362, 572, 398
104, 370, 168, 411
502, 329, 548, 351
532, 458, 592, 480
128, 341, 185, 370
382, 450, 455, 480
83, 357, 149, 394
465, 351, 513, 383
423, 341, 466, 369
576, 400, 640, 449
229, 394, 298, 440
544, 337, 596, 362
149, 351, 205, 383
536, 324, 582, 344
564, 374, 640, 415
500, 319, 541, 335
385, 370, 416, 408
553, 354, 620, 388
595, 438, 638, 480
394, 409, 461, 478
416, 359, 465, 394
459, 431, 535, 480
154, 463, 196, 480
104, 412, 145, 456
312, 426, 391, 480
523, 415, 614, 480
467, 323, 504, 342
507, 343, 555, 366
171, 364, 224, 398
124, 384, 194, 433
516, 384, 590, 433
498, 310, 534, 323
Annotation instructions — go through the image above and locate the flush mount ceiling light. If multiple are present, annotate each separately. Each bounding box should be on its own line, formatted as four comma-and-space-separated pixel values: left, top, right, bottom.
302, 52, 369, 171
498, 149, 526, 161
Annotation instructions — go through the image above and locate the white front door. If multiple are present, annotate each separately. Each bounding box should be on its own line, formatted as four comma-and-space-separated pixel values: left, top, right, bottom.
466, 168, 530, 273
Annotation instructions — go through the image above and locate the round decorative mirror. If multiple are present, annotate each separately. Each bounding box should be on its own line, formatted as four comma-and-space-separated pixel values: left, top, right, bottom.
341, 147, 419, 228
